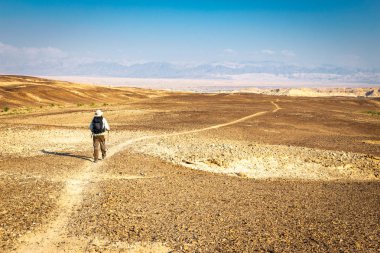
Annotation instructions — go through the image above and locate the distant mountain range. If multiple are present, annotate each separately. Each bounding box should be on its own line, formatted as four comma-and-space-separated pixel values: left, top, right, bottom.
1, 61, 379, 85
60, 61, 380, 80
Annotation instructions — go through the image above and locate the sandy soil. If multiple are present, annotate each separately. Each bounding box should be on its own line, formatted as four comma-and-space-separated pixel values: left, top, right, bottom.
0, 76, 379, 252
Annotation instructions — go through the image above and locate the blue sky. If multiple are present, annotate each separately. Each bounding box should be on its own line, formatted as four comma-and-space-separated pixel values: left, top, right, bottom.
0, 0, 379, 75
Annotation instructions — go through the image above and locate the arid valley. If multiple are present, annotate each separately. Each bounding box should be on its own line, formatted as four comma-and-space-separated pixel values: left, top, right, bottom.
0, 76, 379, 252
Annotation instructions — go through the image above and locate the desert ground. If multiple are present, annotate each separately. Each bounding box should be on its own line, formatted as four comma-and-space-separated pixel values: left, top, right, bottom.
0, 76, 379, 252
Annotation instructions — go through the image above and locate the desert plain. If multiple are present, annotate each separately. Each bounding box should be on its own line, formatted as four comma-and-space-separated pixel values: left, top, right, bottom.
0, 75, 379, 252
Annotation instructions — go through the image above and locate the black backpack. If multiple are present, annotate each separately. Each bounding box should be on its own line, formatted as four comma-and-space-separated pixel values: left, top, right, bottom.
92, 116, 105, 134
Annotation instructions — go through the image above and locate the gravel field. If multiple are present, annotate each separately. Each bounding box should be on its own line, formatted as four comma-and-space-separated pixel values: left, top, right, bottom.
70, 151, 380, 252
0, 80, 379, 252
0, 178, 62, 250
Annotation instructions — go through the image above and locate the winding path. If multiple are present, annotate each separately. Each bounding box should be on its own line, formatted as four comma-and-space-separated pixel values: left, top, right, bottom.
14, 101, 281, 253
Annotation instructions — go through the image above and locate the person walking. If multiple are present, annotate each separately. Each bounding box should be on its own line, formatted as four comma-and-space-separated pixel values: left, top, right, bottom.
89, 109, 110, 163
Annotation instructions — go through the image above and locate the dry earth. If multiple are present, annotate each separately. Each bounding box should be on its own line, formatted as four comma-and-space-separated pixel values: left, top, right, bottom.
0, 76, 379, 252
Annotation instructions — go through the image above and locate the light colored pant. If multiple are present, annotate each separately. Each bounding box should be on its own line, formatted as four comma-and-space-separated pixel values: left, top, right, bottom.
93, 135, 106, 161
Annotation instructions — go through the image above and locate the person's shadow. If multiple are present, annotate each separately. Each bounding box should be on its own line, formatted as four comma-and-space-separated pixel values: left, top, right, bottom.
41, 150, 93, 161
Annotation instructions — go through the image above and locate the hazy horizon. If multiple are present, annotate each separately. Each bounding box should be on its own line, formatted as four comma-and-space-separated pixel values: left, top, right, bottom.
41, 75, 379, 92
1, 0, 379, 87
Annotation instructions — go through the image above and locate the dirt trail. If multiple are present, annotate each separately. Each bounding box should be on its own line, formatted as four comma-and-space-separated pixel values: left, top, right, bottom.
13, 102, 280, 252
271, 100, 282, 112
109, 101, 281, 153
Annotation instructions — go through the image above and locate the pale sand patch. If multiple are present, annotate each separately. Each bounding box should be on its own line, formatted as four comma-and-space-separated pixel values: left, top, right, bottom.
363, 140, 380, 145
180, 156, 375, 180
0, 127, 152, 157
25, 93, 43, 103
131, 137, 380, 181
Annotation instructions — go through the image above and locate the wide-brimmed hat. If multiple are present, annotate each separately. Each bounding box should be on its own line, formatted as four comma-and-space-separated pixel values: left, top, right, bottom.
94, 109, 103, 117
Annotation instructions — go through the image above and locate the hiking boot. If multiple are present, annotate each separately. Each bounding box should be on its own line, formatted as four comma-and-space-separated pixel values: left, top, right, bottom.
94, 159, 98, 163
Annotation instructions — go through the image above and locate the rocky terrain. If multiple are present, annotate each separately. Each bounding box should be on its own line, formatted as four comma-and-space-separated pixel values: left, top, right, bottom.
0, 76, 379, 252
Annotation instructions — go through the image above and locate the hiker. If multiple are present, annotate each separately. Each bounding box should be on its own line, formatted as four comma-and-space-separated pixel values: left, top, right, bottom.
89, 109, 110, 163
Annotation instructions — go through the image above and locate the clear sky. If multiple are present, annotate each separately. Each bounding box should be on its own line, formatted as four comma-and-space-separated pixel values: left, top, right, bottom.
0, 0, 379, 70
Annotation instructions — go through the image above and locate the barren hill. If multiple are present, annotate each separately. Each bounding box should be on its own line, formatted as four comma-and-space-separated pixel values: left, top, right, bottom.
0, 75, 167, 108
